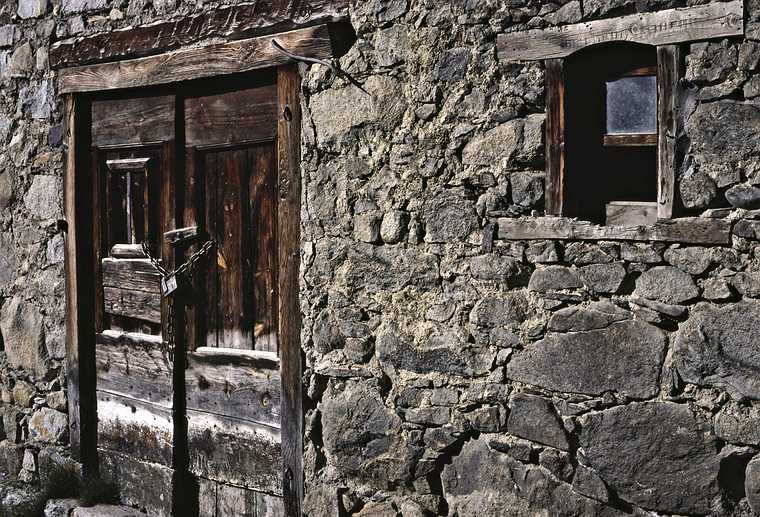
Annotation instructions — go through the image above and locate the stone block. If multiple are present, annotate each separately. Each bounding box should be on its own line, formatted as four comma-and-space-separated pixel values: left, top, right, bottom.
674, 300, 760, 400
462, 120, 521, 166
507, 393, 568, 450
580, 402, 719, 514
17, 0, 48, 18
0, 296, 48, 377
28, 408, 67, 444
61, 0, 108, 14
507, 319, 665, 398
577, 262, 626, 294
634, 266, 699, 304
24, 175, 61, 220
528, 265, 583, 292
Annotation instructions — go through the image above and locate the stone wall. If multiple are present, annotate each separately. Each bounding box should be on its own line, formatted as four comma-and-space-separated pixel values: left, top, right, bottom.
1, 0, 760, 515
299, 1, 760, 516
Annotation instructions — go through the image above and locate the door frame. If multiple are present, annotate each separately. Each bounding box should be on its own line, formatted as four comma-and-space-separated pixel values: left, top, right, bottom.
63, 66, 304, 515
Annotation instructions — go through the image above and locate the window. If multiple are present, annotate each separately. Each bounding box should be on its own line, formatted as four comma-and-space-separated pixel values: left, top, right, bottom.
545, 43, 680, 227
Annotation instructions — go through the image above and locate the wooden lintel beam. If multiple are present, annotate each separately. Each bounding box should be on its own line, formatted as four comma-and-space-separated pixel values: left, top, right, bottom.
58, 25, 333, 94
497, 1, 743, 62
49, 0, 350, 69
495, 216, 732, 245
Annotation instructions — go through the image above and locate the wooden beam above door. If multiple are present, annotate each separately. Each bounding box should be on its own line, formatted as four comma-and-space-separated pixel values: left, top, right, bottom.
49, 0, 350, 69
58, 24, 333, 94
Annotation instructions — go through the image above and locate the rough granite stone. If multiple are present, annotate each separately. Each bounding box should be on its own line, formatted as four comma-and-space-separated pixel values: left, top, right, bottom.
577, 262, 626, 294
679, 171, 718, 210
462, 120, 521, 166
24, 175, 61, 219
547, 301, 629, 333
726, 184, 760, 209
442, 437, 619, 517
663, 246, 712, 275
507, 393, 568, 450
580, 402, 719, 514
17, 0, 48, 18
320, 381, 416, 483
746, 456, 760, 515
28, 408, 68, 443
469, 291, 532, 328
507, 319, 666, 398
716, 408, 760, 445
572, 464, 609, 503
528, 265, 583, 292
61, 0, 108, 14
0, 296, 48, 377
469, 254, 527, 284
423, 189, 477, 242
674, 301, 760, 400
634, 266, 699, 304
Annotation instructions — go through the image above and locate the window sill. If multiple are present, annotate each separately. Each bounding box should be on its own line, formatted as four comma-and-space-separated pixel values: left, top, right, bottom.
494, 216, 732, 245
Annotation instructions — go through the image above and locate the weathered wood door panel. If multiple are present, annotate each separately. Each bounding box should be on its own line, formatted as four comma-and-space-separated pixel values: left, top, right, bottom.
184, 81, 283, 516
88, 75, 288, 517
91, 95, 177, 516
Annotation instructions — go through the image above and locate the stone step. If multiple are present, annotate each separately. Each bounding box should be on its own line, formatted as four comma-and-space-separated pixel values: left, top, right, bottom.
71, 504, 151, 516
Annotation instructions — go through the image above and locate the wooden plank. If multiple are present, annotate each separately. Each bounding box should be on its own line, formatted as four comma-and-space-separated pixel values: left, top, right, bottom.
602, 133, 657, 146
498, 1, 744, 62
496, 216, 732, 244
92, 96, 175, 147
102, 258, 162, 293
657, 44, 681, 219
95, 331, 171, 405
106, 157, 152, 172
64, 94, 98, 473
605, 201, 658, 226
187, 410, 282, 494
110, 244, 147, 258
97, 390, 173, 466
164, 226, 198, 245
103, 286, 162, 324
92, 149, 106, 335
250, 145, 279, 353
186, 348, 281, 429
98, 449, 173, 517
49, 0, 350, 69
197, 478, 284, 517
544, 58, 565, 216
277, 65, 303, 517
198, 477, 218, 517
186, 86, 278, 148
58, 25, 334, 94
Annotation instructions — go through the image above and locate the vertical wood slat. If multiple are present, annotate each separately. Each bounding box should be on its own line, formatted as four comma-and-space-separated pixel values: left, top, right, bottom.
657, 44, 680, 220
64, 94, 98, 473
545, 58, 565, 217
277, 65, 303, 517
251, 146, 278, 353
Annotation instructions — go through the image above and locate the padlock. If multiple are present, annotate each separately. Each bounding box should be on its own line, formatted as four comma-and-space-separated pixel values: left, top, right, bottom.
161, 274, 179, 297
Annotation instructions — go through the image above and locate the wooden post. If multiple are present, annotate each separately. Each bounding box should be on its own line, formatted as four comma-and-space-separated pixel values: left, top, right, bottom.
657, 44, 681, 219
545, 58, 565, 217
277, 65, 303, 517
63, 94, 98, 475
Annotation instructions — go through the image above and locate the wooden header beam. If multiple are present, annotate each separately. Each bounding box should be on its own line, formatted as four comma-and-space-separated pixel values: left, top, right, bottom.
58, 25, 333, 94
49, 0, 349, 69
498, 1, 743, 62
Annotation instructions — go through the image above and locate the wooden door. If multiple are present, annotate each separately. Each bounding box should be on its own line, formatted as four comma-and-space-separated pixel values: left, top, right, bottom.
183, 76, 284, 517
90, 94, 177, 516
89, 73, 288, 517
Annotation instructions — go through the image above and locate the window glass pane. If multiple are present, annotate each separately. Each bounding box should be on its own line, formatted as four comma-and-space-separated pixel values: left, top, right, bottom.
605, 75, 657, 134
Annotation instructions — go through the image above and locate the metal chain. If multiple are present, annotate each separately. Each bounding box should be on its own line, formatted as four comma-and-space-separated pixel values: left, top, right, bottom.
140, 240, 216, 362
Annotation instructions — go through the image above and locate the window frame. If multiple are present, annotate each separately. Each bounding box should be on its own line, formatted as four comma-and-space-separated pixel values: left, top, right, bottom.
545, 44, 681, 221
